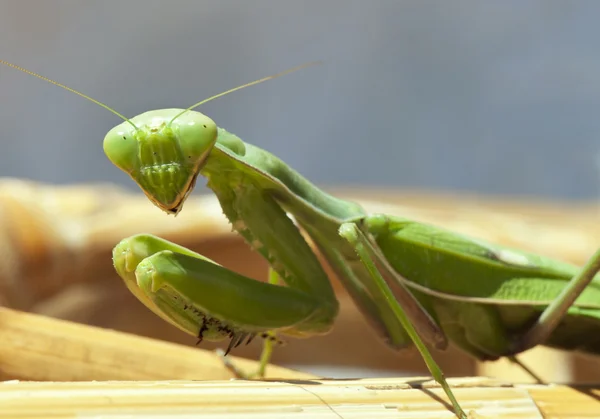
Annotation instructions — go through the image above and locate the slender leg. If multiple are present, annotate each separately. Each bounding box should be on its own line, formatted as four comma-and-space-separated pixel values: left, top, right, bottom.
339, 222, 468, 419
507, 356, 544, 384
514, 247, 600, 353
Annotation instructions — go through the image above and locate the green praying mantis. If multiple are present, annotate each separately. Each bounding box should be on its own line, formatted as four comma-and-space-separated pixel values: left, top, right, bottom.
3, 60, 600, 419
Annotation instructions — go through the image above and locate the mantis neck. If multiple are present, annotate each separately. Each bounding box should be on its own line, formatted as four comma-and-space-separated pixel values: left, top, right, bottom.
204, 128, 367, 221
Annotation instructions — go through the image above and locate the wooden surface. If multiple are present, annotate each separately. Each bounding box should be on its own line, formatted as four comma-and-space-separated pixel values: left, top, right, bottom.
1, 179, 600, 384
2, 377, 599, 418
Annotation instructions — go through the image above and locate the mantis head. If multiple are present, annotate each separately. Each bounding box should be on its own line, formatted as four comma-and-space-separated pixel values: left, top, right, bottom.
103, 109, 218, 215
0, 59, 320, 214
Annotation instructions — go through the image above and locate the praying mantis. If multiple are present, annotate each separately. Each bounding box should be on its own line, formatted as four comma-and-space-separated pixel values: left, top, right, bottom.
3, 60, 600, 419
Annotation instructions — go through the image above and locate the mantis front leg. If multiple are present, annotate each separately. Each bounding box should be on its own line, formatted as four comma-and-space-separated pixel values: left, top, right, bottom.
112, 182, 342, 378
219, 267, 283, 379
112, 234, 330, 358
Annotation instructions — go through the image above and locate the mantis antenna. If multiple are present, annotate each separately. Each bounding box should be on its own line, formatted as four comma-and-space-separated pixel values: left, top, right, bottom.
0, 59, 322, 130
0, 59, 137, 130
168, 61, 322, 124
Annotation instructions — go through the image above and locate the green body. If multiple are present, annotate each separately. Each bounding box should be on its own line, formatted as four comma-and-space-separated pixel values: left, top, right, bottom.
203, 126, 600, 359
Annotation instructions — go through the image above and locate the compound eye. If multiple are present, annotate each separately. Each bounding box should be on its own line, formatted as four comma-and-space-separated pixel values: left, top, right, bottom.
103, 122, 139, 173
172, 111, 218, 165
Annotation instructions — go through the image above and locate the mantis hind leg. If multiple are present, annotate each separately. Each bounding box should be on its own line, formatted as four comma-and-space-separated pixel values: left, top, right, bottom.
513, 246, 600, 354
498, 246, 600, 384
339, 222, 468, 419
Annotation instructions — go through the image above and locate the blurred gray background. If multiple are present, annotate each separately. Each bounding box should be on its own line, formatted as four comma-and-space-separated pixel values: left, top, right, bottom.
1, 0, 600, 200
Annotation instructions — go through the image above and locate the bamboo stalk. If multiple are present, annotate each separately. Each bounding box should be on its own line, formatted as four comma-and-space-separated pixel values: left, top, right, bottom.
0, 306, 314, 381
1, 376, 598, 418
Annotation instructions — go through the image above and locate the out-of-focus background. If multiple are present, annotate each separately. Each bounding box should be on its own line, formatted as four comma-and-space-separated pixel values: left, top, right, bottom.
1, 0, 600, 384
1, 0, 600, 199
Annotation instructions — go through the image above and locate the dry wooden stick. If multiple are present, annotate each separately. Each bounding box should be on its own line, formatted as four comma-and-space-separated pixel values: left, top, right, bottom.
0, 306, 315, 381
